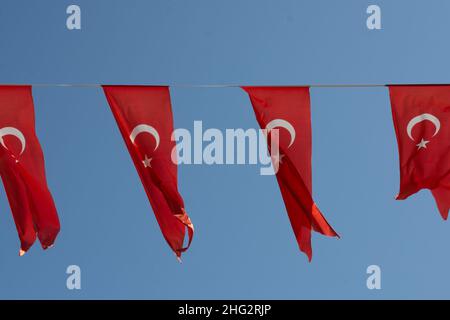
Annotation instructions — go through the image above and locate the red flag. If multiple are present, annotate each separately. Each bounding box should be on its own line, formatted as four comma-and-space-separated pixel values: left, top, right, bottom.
389, 85, 450, 219
243, 86, 338, 260
0, 86, 60, 255
103, 86, 193, 259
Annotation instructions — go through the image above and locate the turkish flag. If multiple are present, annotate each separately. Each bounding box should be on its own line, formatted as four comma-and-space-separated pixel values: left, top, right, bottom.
243, 87, 338, 260
0, 86, 60, 255
103, 86, 193, 259
389, 85, 450, 219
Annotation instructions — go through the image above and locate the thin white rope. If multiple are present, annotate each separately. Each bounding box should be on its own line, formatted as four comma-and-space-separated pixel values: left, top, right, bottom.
0, 83, 446, 88
0, 83, 386, 88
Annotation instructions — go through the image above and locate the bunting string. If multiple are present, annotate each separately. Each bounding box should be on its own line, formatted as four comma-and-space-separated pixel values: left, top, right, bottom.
0, 83, 443, 88
2, 83, 450, 88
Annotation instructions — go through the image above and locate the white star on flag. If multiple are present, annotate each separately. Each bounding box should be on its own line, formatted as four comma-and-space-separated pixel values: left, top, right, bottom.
416, 138, 430, 150
271, 153, 285, 167
142, 154, 152, 168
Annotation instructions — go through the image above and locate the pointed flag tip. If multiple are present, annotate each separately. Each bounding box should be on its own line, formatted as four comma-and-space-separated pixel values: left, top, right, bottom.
175, 251, 182, 263
42, 243, 55, 251
301, 249, 312, 262
439, 205, 449, 221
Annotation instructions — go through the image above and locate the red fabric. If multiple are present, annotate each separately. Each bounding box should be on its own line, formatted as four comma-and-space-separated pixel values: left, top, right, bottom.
389, 85, 450, 219
103, 86, 193, 258
243, 86, 338, 260
0, 86, 60, 254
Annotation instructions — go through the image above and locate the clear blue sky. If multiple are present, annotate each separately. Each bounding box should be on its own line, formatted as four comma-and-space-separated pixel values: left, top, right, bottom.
0, 0, 449, 299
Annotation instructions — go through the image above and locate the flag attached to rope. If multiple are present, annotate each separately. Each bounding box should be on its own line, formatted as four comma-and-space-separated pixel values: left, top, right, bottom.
103, 86, 193, 259
389, 85, 450, 219
0, 86, 60, 255
243, 86, 338, 260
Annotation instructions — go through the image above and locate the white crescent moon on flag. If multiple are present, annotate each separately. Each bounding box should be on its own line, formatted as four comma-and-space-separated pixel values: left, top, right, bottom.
129, 124, 160, 150
265, 119, 296, 148
0, 127, 26, 155
406, 113, 441, 141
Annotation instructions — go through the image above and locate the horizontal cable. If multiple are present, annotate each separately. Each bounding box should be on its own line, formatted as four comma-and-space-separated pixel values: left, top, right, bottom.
0, 83, 449, 88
